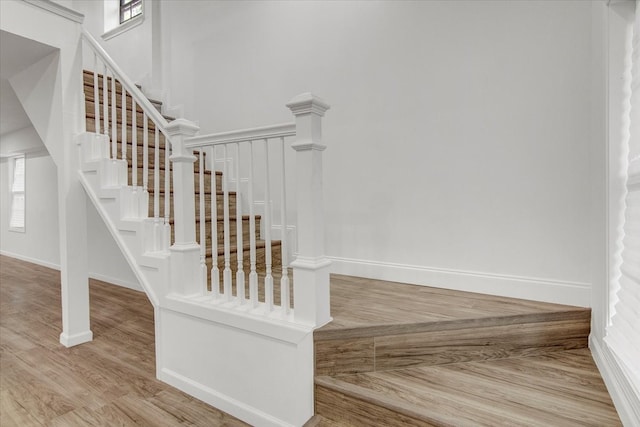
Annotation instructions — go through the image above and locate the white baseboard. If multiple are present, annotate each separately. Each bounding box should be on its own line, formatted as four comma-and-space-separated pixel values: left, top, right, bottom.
59, 330, 93, 347
158, 368, 296, 427
0, 250, 142, 292
328, 256, 591, 307
590, 335, 640, 427
88, 272, 142, 292
0, 250, 60, 270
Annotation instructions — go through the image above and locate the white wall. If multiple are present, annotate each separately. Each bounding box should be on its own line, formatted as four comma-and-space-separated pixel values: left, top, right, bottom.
73, 0, 153, 87
1, 128, 60, 267
150, 0, 594, 305
0, 126, 141, 291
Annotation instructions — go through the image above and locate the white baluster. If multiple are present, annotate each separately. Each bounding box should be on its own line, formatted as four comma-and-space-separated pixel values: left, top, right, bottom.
199, 150, 207, 292
279, 137, 290, 316
121, 87, 127, 162
143, 113, 149, 193
210, 146, 220, 298
164, 130, 171, 245
248, 142, 258, 307
102, 63, 108, 136
111, 71, 117, 159
93, 55, 100, 134
222, 144, 232, 301
153, 127, 161, 249
154, 127, 160, 218
235, 142, 245, 304
132, 98, 137, 187
264, 139, 273, 313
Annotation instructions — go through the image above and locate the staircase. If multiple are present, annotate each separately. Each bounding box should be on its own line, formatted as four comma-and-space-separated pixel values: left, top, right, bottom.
77, 28, 330, 427
309, 276, 621, 426
82, 70, 286, 302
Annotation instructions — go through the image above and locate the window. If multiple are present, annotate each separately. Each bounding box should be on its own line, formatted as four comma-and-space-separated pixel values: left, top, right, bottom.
120, 0, 142, 24
9, 155, 25, 232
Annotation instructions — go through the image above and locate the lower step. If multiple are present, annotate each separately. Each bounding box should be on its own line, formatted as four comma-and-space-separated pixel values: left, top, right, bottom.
315, 349, 621, 427
314, 309, 590, 376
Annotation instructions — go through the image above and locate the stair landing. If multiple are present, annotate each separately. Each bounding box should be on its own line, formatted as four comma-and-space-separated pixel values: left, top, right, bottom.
314, 275, 620, 426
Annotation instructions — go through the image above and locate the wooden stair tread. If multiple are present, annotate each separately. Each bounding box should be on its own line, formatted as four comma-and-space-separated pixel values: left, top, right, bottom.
169, 214, 261, 225
147, 188, 232, 196
314, 349, 621, 427
206, 239, 282, 257
320, 275, 589, 336
314, 276, 590, 375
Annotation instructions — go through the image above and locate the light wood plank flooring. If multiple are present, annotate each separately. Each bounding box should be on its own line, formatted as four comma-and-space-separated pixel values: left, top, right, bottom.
0, 256, 622, 426
0, 255, 247, 427
314, 275, 621, 426
315, 349, 621, 426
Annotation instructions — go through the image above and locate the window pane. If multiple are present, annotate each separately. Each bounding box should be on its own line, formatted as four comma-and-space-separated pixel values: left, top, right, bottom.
123, 8, 131, 21
10, 193, 25, 229
122, 0, 133, 5
11, 157, 25, 192
132, 4, 142, 17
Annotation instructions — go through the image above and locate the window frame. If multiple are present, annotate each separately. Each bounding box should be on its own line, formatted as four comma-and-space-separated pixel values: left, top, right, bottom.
119, 0, 143, 25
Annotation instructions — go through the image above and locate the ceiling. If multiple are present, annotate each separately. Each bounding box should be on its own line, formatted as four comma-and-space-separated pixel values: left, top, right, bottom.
0, 30, 57, 138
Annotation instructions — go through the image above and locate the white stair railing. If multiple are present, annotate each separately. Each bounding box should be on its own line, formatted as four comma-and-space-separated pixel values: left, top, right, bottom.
81, 29, 175, 250
82, 30, 330, 327
185, 94, 331, 326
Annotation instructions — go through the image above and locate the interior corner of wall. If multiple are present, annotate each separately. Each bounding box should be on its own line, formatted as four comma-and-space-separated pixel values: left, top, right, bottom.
103, 0, 119, 33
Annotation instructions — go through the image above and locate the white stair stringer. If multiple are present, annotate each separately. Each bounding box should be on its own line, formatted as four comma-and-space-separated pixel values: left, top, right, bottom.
77, 131, 317, 427
77, 132, 168, 307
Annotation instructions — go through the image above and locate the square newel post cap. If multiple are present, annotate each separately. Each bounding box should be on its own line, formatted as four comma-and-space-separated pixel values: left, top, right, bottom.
286, 93, 330, 117
164, 118, 200, 137
165, 119, 200, 160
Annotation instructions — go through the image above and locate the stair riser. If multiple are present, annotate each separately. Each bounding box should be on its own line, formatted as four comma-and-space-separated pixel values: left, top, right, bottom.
153, 193, 236, 221
85, 87, 144, 115
314, 311, 591, 376
170, 216, 262, 250
315, 385, 430, 427
87, 118, 168, 150
129, 168, 219, 194
87, 120, 208, 174
86, 99, 157, 130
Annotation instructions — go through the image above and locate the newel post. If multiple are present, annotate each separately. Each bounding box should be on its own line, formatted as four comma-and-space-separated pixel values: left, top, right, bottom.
165, 119, 201, 296
286, 93, 332, 327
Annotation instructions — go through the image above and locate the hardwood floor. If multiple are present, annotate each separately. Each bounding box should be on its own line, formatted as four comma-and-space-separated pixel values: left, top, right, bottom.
0, 256, 622, 426
314, 275, 621, 426
315, 350, 622, 427
0, 255, 248, 427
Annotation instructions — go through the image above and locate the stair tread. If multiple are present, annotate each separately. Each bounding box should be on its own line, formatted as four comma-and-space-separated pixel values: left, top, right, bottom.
315, 348, 621, 427
318, 275, 589, 339
206, 239, 282, 257
169, 214, 261, 225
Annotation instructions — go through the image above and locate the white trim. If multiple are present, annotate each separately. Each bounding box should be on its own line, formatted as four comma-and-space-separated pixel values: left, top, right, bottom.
328, 256, 591, 307
0, 251, 142, 292
158, 368, 297, 427
590, 335, 640, 427
88, 272, 142, 292
59, 330, 93, 347
0, 250, 59, 270
22, 0, 84, 23
102, 13, 144, 41
164, 295, 312, 345
78, 171, 160, 306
